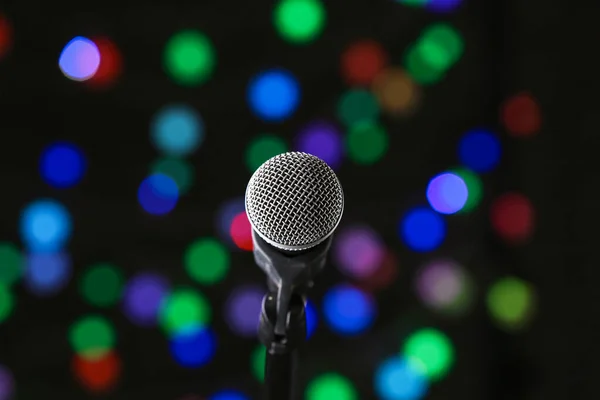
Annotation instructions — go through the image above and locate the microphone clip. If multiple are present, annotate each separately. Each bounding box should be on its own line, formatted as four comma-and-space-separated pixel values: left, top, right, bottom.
252, 231, 332, 337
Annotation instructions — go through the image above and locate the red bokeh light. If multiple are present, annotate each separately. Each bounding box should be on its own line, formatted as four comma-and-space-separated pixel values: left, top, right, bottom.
0, 14, 12, 58
341, 39, 388, 86
72, 351, 121, 393
501, 92, 541, 137
490, 192, 535, 244
358, 251, 399, 292
87, 37, 122, 89
230, 211, 253, 251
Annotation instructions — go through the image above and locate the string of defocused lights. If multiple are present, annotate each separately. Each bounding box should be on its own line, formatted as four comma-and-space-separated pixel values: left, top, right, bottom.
0, 2, 545, 398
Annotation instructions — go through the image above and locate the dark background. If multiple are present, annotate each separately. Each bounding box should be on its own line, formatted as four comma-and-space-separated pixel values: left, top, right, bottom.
0, 0, 595, 399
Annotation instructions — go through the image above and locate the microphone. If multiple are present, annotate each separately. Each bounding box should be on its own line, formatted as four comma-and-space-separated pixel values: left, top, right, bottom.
245, 151, 344, 336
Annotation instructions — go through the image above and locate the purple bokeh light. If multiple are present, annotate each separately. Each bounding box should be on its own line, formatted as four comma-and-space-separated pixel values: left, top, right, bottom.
24, 252, 72, 296
215, 197, 245, 246
416, 260, 468, 311
426, 172, 468, 214
295, 121, 344, 169
122, 273, 170, 326
333, 226, 385, 279
0, 365, 13, 400
224, 284, 265, 337
426, 0, 463, 12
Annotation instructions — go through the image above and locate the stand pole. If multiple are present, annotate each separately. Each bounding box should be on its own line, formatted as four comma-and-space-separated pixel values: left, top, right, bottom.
259, 291, 306, 400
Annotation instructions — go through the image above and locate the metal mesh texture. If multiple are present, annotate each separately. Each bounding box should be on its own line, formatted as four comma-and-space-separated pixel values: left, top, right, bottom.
245, 152, 344, 251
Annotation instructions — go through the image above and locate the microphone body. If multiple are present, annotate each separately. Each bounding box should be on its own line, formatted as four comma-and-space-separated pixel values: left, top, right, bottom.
244, 152, 344, 400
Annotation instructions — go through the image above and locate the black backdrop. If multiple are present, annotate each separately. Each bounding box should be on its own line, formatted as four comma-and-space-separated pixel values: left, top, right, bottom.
0, 0, 595, 399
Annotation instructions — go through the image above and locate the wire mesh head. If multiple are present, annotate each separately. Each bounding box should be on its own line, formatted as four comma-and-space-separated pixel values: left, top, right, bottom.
245, 152, 344, 251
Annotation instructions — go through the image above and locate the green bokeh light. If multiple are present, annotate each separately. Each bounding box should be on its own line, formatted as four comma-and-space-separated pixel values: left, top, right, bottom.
69, 315, 115, 360
80, 263, 124, 307
159, 288, 211, 335
164, 30, 215, 86
450, 168, 483, 213
246, 135, 288, 173
403, 328, 454, 381
184, 238, 229, 285
337, 89, 380, 128
305, 373, 357, 400
251, 344, 266, 382
487, 277, 535, 331
0, 242, 22, 286
151, 157, 194, 194
405, 44, 445, 85
346, 122, 389, 165
274, 0, 326, 44
418, 23, 464, 70
0, 284, 14, 324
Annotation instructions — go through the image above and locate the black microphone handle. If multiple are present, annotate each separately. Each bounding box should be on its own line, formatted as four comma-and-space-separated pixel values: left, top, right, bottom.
264, 344, 297, 400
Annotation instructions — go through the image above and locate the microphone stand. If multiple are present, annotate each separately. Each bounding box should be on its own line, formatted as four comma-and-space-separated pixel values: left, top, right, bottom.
258, 290, 306, 400
251, 232, 332, 400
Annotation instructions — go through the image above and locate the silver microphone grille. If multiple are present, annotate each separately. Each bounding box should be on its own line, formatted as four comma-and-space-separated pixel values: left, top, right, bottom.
245, 152, 344, 252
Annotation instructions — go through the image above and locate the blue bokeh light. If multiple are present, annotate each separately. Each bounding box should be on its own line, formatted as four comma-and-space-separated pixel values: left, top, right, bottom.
399, 207, 446, 252
58, 36, 101, 81
322, 285, 375, 336
210, 389, 249, 400
151, 104, 203, 156
169, 326, 217, 368
215, 197, 245, 246
137, 174, 179, 215
20, 200, 72, 252
375, 356, 428, 400
306, 298, 318, 339
24, 252, 72, 296
426, 172, 468, 214
40, 141, 86, 188
426, 0, 463, 12
457, 129, 501, 173
248, 69, 300, 122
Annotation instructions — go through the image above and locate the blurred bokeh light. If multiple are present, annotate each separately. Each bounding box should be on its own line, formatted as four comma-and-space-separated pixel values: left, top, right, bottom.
0, 243, 22, 287
150, 104, 204, 156
185, 238, 230, 285
322, 285, 376, 335
164, 30, 215, 86
224, 285, 263, 337
24, 252, 72, 296
80, 263, 124, 307
20, 199, 72, 252
374, 356, 428, 400
0, 365, 13, 400
415, 259, 475, 316
159, 288, 211, 335
341, 39, 388, 86
305, 373, 357, 400
150, 157, 195, 195
40, 141, 87, 188
295, 121, 344, 169
72, 351, 121, 393
501, 92, 542, 137
274, 0, 326, 44
137, 174, 180, 215
59, 37, 100, 81
457, 129, 501, 173
487, 276, 536, 331
402, 328, 454, 381
426, 172, 468, 214
399, 207, 446, 252
333, 225, 385, 280
69, 315, 116, 360
169, 326, 217, 368
248, 69, 300, 121
122, 272, 170, 326
346, 122, 389, 165
245, 134, 288, 173
490, 192, 535, 243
